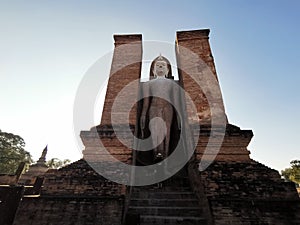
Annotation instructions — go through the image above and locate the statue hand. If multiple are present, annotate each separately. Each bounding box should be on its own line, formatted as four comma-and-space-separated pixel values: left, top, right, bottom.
140, 115, 146, 138
177, 115, 181, 130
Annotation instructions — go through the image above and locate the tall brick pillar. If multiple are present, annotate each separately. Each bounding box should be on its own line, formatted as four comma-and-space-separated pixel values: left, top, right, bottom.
101, 34, 143, 126
176, 29, 226, 124
81, 34, 143, 163
176, 29, 251, 162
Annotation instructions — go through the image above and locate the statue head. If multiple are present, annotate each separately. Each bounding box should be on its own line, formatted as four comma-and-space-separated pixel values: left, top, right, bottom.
150, 55, 173, 79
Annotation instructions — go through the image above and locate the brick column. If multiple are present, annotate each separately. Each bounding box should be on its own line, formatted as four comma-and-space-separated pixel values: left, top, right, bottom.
101, 34, 143, 126
82, 34, 143, 163
176, 29, 226, 124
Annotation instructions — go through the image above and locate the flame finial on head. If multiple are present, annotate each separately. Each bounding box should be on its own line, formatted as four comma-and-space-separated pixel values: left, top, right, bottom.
157, 53, 164, 60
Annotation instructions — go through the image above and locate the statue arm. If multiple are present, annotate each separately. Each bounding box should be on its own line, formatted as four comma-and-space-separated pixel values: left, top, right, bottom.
173, 83, 181, 130
140, 83, 150, 138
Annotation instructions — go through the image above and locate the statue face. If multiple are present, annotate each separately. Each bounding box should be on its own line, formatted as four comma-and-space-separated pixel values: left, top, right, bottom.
153, 60, 169, 77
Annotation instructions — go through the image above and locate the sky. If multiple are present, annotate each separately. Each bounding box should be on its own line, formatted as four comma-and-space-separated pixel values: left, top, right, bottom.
0, 0, 299, 172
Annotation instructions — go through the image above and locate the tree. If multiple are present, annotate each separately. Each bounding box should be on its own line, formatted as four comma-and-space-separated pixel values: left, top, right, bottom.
281, 160, 300, 186
46, 158, 71, 169
0, 129, 33, 174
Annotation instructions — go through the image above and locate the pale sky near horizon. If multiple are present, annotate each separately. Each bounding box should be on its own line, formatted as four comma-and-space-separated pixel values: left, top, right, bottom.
0, 0, 299, 172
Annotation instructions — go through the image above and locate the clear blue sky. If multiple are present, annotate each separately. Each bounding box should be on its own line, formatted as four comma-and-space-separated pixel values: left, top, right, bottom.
0, 0, 299, 172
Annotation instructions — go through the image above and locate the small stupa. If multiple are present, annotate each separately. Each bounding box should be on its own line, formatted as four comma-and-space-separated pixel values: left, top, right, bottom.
19, 146, 49, 185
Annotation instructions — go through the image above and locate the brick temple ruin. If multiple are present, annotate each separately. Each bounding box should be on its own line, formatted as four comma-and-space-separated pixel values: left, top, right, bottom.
1, 29, 300, 225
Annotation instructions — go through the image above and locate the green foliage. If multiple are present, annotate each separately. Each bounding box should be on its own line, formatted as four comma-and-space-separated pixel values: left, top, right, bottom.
46, 158, 71, 169
281, 160, 300, 185
0, 129, 33, 174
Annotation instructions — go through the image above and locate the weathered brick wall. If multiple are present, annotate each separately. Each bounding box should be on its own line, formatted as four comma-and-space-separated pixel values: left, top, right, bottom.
42, 159, 126, 196
84, 34, 142, 164
14, 197, 123, 225
200, 161, 298, 199
176, 29, 226, 124
210, 199, 300, 225
194, 124, 252, 162
100, 34, 142, 126
13, 160, 126, 225
189, 159, 300, 224
176, 29, 217, 76
81, 126, 134, 164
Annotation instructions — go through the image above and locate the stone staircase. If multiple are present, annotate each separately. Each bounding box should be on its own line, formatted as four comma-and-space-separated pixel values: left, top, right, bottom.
125, 172, 208, 225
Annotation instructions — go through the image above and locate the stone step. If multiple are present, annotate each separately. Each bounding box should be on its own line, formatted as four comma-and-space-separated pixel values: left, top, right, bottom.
161, 178, 190, 186
132, 186, 191, 192
134, 177, 190, 187
140, 215, 207, 225
128, 206, 203, 217
131, 191, 196, 199
130, 198, 200, 207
